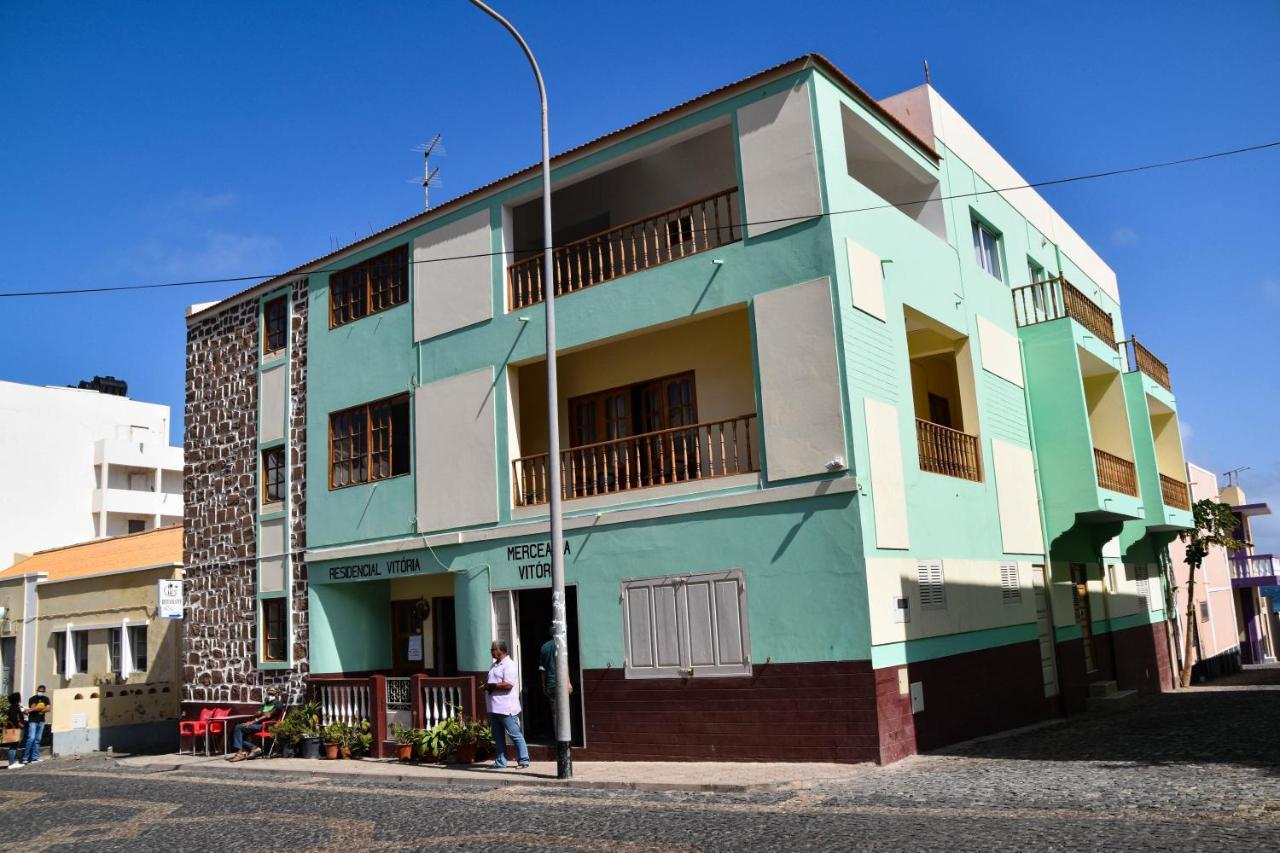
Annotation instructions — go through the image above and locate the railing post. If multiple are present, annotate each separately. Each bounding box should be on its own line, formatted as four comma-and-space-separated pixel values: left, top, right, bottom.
369, 674, 387, 759
410, 674, 428, 730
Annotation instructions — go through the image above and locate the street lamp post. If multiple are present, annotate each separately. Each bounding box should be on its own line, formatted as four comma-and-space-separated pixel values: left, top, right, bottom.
467, 0, 572, 779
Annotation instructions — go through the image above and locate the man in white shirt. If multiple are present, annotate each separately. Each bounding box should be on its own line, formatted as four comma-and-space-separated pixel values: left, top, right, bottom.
485, 640, 530, 769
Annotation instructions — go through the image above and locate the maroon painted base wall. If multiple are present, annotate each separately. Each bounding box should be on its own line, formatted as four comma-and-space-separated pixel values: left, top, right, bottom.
873, 638, 1056, 764
528, 662, 880, 763
1057, 619, 1174, 712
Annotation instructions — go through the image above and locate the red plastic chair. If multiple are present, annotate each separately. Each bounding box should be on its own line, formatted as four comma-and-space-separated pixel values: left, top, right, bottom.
250, 707, 287, 758
204, 707, 235, 755
178, 707, 215, 755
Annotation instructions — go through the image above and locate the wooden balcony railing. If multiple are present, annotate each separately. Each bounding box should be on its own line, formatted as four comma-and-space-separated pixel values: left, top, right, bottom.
915, 419, 983, 482
1094, 447, 1139, 496
513, 413, 758, 507
508, 187, 742, 310
1122, 336, 1172, 391
1011, 276, 1118, 351
1159, 473, 1190, 510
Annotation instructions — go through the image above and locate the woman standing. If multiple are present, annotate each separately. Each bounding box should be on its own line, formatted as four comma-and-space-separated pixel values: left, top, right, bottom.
4, 693, 26, 769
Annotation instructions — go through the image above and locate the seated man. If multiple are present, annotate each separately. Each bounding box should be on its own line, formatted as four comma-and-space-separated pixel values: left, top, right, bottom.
227, 689, 282, 762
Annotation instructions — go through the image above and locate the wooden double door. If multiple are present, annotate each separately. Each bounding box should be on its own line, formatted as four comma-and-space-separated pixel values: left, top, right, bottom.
567, 372, 697, 495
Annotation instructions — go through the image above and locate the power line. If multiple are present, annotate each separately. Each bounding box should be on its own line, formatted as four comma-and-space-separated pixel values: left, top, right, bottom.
2, 138, 1277, 300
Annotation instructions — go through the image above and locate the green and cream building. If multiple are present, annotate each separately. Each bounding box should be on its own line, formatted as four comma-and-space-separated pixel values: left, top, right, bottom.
182, 55, 1191, 762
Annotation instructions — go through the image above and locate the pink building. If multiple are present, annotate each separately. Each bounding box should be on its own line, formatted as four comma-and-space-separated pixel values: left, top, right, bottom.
1167, 464, 1245, 679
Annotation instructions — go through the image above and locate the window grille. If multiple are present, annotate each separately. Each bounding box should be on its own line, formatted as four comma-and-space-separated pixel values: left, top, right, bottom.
917, 560, 946, 610
1000, 562, 1021, 604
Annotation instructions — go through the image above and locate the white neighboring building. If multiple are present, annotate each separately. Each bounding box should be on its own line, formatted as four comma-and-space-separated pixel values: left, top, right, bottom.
0, 379, 183, 569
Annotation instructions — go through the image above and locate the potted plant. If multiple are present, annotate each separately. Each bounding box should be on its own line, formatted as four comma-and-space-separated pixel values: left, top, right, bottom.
392, 724, 417, 762
415, 723, 447, 764
349, 718, 373, 759
322, 721, 348, 760
471, 719, 496, 761
294, 700, 323, 759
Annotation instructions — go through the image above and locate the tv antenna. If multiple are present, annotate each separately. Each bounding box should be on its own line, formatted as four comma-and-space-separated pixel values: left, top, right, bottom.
410, 134, 445, 211
1223, 466, 1251, 486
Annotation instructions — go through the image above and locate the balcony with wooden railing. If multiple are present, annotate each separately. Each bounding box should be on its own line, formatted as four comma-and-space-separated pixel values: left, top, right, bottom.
1011, 276, 1117, 351
513, 413, 758, 507
915, 419, 983, 482
1094, 447, 1139, 497
1158, 474, 1190, 510
507, 187, 742, 310
1122, 336, 1172, 392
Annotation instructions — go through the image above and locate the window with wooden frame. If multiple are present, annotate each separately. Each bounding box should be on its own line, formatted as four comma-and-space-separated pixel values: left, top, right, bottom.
329, 394, 410, 488
329, 244, 409, 328
261, 598, 287, 662
261, 446, 286, 504
263, 295, 288, 355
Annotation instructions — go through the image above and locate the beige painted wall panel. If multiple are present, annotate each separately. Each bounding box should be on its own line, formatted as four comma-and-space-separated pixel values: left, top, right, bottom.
867, 557, 1036, 645
259, 365, 286, 443
259, 517, 286, 593
863, 399, 909, 550
416, 368, 498, 532
413, 210, 493, 341
754, 279, 846, 481
736, 81, 821, 238
977, 316, 1024, 388
846, 238, 885, 321
992, 440, 1044, 555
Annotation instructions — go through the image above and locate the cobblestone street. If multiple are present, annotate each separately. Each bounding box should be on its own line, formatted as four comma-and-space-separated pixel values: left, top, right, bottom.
1, 671, 1277, 851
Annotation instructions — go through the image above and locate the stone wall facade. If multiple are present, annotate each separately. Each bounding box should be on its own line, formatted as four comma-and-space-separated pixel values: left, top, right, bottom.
183, 279, 309, 706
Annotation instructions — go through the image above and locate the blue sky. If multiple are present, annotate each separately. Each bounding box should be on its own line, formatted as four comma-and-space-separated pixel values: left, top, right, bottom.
2, 1, 1277, 549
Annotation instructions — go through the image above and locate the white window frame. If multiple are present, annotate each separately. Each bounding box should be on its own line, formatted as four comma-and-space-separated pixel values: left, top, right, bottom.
972, 218, 1004, 282
128, 624, 148, 673
621, 569, 751, 680
108, 628, 122, 673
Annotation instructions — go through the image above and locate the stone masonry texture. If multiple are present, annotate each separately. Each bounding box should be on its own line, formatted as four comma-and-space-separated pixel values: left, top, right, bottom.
183, 280, 309, 706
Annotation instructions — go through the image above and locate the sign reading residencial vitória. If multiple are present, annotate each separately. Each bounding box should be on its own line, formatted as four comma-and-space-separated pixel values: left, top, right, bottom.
323, 540, 572, 583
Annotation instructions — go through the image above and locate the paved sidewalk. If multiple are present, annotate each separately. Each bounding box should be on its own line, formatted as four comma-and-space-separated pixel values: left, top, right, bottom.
116, 751, 873, 792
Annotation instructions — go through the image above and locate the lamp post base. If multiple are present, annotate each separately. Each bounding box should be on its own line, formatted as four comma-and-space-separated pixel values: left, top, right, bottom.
556, 740, 573, 779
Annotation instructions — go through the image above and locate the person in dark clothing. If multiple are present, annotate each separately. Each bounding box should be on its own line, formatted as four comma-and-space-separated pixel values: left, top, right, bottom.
4, 693, 25, 769
23, 686, 50, 765
227, 689, 282, 762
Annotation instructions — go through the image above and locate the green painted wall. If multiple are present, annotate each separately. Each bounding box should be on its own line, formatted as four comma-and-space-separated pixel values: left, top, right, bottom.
311, 491, 866, 672
309, 579, 393, 673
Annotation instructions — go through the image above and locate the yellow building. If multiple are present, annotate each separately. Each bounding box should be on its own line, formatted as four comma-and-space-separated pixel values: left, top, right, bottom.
0, 526, 183, 755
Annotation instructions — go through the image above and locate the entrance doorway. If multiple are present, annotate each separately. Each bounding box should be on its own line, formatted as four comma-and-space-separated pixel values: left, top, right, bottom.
1070, 564, 1097, 673
0, 637, 13, 697
390, 600, 427, 676
1032, 565, 1059, 697
433, 597, 458, 677
491, 587, 584, 747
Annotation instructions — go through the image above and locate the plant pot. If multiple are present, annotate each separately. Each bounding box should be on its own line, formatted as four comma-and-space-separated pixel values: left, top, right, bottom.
301, 737, 322, 760
323, 743, 339, 760
280, 741, 297, 758
454, 744, 476, 765
397, 743, 414, 762
340, 745, 352, 760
